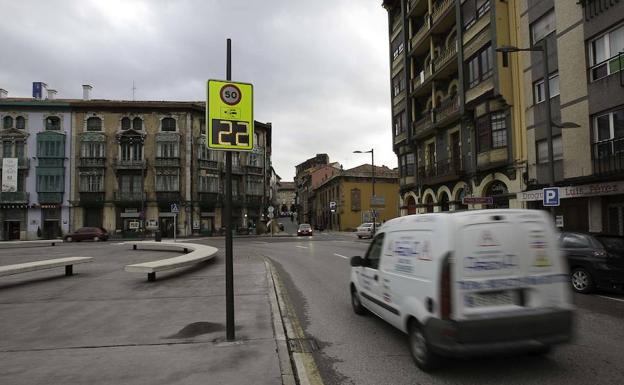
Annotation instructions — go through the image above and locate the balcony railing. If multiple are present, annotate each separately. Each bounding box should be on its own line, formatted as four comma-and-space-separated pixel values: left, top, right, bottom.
78, 157, 106, 168
244, 165, 264, 175
198, 159, 220, 170
155, 191, 181, 202
433, 40, 457, 72
434, 96, 460, 123
410, 14, 430, 50
418, 159, 463, 184
114, 159, 147, 170
38, 192, 63, 203
411, 66, 432, 92
593, 138, 624, 175
246, 195, 263, 206
114, 191, 146, 202
79, 192, 106, 204
0, 191, 29, 203
413, 113, 434, 136
198, 192, 221, 206
154, 157, 181, 167
431, 0, 454, 24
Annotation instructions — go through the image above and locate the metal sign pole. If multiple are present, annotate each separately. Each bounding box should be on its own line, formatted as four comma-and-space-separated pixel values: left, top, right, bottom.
225, 38, 235, 341
174, 213, 177, 242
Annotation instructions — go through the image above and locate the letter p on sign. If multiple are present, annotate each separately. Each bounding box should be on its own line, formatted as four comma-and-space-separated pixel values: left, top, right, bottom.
543, 187, 560, 206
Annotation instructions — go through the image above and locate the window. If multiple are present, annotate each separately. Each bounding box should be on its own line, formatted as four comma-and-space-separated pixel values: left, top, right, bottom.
81, 142, 105, 158
37, 174, 63, 192
119, 175, 142, 192
537, 136, 563, 163
200, 118, 206, 134
393, 111, 407, 136
232, 152, 240, 166
37, 140, 64, 157
15, 116, 25, 129
157, 142, 179, 158
199, 174, 219, 192
533, 72, 560, 104
364, 234, 385, 270
132, 117, 143, 130
477, 111, 507, 152
531, 10, 555, 44
120, 142, 143, 161
121, 117, 131, 130
2, 116, 13, 129
391, 35, 404, 60
462, 0, 490, 30
466, 45, 493, 88
45, 116, 61, 130
405, 153, 415, 176
161, 117, 176, 131
392, 71, 406, 97
155, 173, 179, 191
2, 141, 25, 158
246, 176, 263, 195
80, 175, 103, 192
86, 117, 102, 131
593, 108, 624, 157
589, 24, 624, 81
561, 234, 590, 249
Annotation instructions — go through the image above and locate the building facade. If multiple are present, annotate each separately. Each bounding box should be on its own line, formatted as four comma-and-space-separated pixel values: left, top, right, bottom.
312, 164, 400, 231
383, 0, 527, 214
294, 153, 330, 224
518, 0, 624, 235
277, 181, 296, 214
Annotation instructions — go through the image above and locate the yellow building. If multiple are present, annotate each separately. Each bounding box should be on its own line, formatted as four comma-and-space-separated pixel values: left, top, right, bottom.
312, 164, 399, 231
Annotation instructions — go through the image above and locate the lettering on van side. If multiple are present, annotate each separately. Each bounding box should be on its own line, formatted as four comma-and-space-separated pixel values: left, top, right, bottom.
463, 254, 518, 272
458, 273, 569, 291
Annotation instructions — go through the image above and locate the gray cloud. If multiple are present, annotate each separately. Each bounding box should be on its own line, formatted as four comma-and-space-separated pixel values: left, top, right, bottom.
0, 0, 396, 180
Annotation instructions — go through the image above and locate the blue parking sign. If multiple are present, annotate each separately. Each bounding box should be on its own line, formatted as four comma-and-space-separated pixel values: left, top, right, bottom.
543, 187, 560, 206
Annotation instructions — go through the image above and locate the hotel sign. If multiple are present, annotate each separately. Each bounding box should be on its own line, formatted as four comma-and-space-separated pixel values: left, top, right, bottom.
2, 158, 18, 192
517, 181, 624, 202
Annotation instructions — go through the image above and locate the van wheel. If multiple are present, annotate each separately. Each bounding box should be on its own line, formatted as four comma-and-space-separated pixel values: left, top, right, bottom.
571, 268, 594, 294
93, 236, 100, 242
408, 320, 440, 372
351, 288, 367, 316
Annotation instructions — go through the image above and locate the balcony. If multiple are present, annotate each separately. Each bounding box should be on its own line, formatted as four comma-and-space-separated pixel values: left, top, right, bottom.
410, 15, 430, 52
114, 191, 146, 202
433, 40, 458, 74
433, 96, 460, 126
114, 159, 147, 170
411, 66, 432, 95
0, 191, 29, 204
418, 159, 464, 185
154, 157, 181, 168
394, 131, 408, 146
78, 157, 106, 168
228, 164, 244, 174
79, 192, 106, 204
246, 195, 263, 207
198, 159, 220, 170
431, 0, 454, 26
413, 113, 434, 138
593, 139, 624, 176
244, 165, 264, 175
38, 192, 63, 204
155, 191, 181, 203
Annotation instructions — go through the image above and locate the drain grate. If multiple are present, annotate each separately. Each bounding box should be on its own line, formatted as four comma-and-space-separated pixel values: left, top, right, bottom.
288, 338, 319, 353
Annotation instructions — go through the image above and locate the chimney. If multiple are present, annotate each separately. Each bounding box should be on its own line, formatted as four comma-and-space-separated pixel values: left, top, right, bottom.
82, 84, 92, 101
0, 89, 7, 99
47, 89, 57, 100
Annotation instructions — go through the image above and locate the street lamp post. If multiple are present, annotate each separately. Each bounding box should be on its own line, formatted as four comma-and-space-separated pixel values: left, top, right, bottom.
354, 149, 376, 235
496, 43, 580, 214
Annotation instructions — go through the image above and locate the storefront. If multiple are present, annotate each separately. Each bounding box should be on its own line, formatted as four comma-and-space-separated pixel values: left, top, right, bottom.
1, 206, 26, 240
517, 180, 624, 235
41, 205, 61, 239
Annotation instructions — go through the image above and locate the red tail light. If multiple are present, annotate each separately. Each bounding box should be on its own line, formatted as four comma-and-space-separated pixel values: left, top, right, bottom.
440, 254, 452, 320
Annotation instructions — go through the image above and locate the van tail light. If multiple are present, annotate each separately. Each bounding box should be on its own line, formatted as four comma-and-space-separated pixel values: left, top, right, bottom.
440, 253, 452, 320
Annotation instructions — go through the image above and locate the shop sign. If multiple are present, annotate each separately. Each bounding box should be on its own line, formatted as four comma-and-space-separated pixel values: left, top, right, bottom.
462, 197, 494, 205
517, 181, 624, 202
2, 158, 18, 192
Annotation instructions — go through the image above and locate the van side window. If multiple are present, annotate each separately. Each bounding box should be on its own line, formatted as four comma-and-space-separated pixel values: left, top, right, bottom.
562, 234, 590, 249
365, 234, 385, 270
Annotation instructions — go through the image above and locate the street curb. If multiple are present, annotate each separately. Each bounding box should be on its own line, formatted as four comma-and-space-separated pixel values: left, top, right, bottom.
265, 259, 324, 385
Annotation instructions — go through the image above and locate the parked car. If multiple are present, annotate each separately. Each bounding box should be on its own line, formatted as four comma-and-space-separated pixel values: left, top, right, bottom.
64, 227, 109, 242
355, 222, 381, 239
350, 210, 573, 371
297, 223, 313, 236
560, 232, 624, 294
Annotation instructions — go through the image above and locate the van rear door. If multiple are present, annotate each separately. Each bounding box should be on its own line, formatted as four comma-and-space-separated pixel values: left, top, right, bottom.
453, 211, 569, 320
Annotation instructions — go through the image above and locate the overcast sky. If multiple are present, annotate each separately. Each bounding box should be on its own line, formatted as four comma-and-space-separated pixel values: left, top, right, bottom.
0, 0, 394, 180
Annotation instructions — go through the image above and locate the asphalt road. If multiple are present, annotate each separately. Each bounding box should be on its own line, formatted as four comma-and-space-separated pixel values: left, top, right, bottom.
221, 233, 624, 385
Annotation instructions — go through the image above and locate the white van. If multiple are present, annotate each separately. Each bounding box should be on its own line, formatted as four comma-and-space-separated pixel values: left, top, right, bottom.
349, 210, 574, 371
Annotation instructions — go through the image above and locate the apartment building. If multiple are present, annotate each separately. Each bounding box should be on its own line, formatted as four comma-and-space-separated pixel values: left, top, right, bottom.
383, 0, 526, 214
294, 153, 330, 224
518, 0, 624, 234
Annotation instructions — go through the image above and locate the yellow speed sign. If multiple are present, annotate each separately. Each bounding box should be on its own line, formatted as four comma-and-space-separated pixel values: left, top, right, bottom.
207, 79, 253, 151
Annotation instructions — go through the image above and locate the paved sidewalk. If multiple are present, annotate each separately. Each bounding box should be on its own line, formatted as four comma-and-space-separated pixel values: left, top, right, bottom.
0, 244, 284, 385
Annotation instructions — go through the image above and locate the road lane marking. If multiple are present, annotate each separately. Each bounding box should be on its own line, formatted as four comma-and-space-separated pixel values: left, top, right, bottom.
333, 253, 348, 259
296, 245, 308, 249
596, 295, 624, 303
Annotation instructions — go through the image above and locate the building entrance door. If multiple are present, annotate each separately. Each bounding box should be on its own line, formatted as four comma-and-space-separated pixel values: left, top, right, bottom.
43, 220, 60, 239
160, 217, 175, 238
4, 221, 20, 240
608, 204, 624, 236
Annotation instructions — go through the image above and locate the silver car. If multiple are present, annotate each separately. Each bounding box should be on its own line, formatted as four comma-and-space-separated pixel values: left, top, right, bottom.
355, 223, 380, 239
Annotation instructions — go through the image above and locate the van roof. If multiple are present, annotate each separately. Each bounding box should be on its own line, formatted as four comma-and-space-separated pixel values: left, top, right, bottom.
380, 209, 549, 232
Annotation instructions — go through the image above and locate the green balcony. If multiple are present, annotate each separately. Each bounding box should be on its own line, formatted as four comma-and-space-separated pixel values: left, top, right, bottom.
0, 191, 29, 204
38, 192, 63, 204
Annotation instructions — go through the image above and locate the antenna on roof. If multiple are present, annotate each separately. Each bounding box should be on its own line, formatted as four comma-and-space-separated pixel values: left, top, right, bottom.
132, 80, 136, 101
